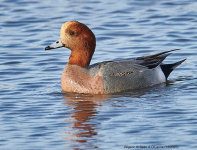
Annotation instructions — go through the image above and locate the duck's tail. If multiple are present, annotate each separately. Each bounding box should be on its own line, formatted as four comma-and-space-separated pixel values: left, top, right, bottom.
160, 58, 186, 79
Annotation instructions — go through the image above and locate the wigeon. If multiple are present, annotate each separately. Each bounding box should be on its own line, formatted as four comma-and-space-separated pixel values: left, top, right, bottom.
45, 21, 186, 94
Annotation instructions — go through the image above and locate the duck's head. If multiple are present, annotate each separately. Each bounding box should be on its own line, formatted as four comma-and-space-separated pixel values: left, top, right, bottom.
45, 21, 96, 68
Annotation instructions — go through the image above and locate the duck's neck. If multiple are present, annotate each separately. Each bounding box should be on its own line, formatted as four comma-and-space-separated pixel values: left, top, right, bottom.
67, 47, 95, 68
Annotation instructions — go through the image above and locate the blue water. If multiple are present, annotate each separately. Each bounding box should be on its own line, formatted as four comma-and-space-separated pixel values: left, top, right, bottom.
1, 0, 197, 149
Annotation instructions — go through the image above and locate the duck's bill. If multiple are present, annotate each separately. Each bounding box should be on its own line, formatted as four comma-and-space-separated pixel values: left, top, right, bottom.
45, 38, 65, 50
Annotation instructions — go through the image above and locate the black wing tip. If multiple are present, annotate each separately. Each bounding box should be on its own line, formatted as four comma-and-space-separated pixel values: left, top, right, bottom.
139, 53, 172, 69
145, 48, 181, 58
158, 53, 171, 58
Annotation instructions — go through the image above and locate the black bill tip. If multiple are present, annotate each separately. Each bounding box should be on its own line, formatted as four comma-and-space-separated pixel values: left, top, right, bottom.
45, 46, 52, 51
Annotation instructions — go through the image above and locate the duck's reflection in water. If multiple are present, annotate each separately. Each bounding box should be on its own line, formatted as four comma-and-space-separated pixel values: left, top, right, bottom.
62, 93, 110, 149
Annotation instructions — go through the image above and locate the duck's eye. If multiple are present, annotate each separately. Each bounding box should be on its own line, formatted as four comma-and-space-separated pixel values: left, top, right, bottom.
69, 30, 75, 36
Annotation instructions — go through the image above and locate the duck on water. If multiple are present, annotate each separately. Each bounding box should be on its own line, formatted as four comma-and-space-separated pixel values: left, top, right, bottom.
45, 21, 186, 94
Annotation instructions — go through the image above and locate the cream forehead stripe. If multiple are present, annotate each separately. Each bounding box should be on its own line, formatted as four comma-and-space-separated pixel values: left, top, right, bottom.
61, 21, 78, 31
60, 21, 77, 39
63, 21, 76, 28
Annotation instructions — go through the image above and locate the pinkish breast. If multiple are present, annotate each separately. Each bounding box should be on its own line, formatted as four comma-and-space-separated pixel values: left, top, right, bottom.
61, 65, 105, 94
